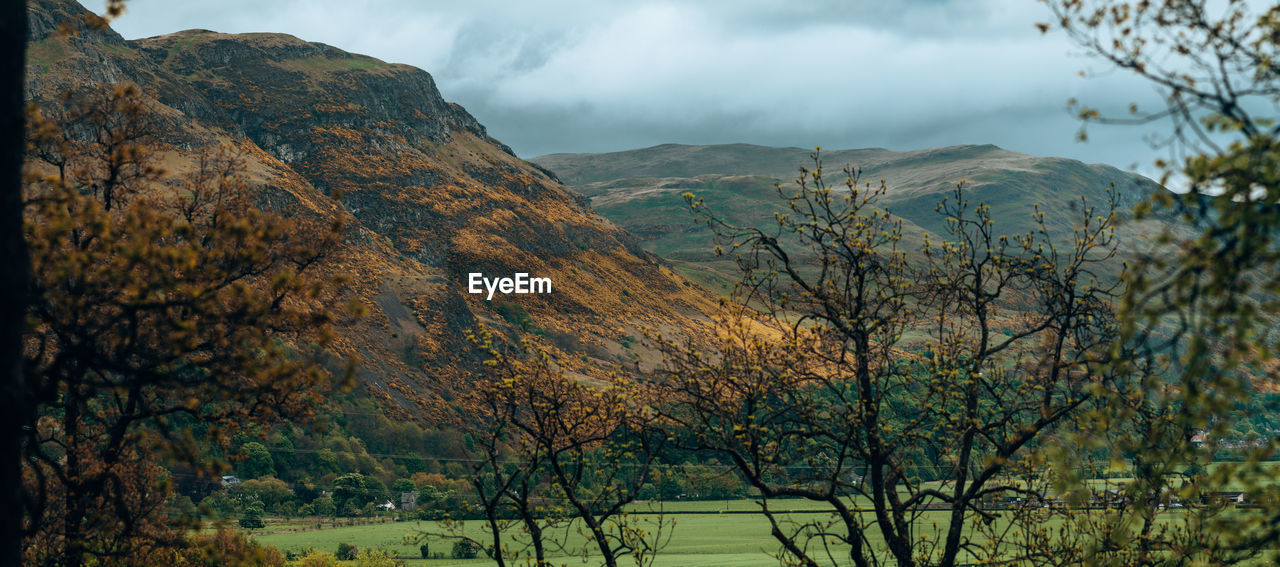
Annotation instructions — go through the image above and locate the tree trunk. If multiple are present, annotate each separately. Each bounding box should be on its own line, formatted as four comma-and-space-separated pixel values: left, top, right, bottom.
515, 495, 548, 567
0, 1, 30, 566
483, 506, 506, 567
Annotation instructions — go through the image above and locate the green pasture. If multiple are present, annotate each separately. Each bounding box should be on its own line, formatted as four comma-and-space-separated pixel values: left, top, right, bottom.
252, 500, 992, 566
252, 490, 1280, 566
255, 509, 850, 566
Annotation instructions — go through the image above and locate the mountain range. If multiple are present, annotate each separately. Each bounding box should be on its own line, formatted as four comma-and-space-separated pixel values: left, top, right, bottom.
27, 0, 1174, 424
534, 143, 1169, 291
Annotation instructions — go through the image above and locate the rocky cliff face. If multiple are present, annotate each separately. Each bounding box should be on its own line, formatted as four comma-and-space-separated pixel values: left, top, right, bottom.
24, 0, 713, 419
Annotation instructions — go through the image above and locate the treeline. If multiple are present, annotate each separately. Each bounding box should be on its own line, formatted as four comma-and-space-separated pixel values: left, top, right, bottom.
179, 383, 754, 528
193, 458, 750, 524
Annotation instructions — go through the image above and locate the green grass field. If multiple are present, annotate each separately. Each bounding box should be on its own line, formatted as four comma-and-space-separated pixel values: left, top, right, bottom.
252, 492, 1280, 566
256, 509, 831, 566
252, 500, 978, 566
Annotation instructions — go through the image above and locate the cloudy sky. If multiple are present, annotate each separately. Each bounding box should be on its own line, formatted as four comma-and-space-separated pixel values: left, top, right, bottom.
100, 0, 1169, 173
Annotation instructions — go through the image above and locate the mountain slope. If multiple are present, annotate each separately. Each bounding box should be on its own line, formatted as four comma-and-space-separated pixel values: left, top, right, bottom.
24, 0, 714, 419
533, 143, 1169, 290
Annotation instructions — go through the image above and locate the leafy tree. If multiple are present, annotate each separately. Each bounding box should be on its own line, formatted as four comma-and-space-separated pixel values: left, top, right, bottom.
239, 442, 278, 479
1039, 0, 1280, 562
679, 465, 747, 500
239, 505, 266, 530
655, 156, 1122, 566
18, 84, 347, 566
333, 472, 385, 514
414, 485, 441, 507
450, 540, 478, 560
232, 477, 294, 513
364, 476, 389, 506
391, 478, 416, 494
335, 542, 358, 561
309, 496, 337, 518
199, 492, 238, 519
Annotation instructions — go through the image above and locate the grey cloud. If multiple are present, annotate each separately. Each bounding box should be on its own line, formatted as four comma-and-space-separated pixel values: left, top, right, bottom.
97, 0, 1168, 175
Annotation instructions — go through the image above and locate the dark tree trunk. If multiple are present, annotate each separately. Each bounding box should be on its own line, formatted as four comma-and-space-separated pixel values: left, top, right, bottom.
0, 2, 29, 566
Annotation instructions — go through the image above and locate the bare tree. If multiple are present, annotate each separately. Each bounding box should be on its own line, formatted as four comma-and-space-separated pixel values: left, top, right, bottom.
654, 154, 1122, 566
457, 329, 671, 567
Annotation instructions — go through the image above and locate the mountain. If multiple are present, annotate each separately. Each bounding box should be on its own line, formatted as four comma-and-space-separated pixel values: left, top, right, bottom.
24, 0, 715, 419
533, 143, 1170, 290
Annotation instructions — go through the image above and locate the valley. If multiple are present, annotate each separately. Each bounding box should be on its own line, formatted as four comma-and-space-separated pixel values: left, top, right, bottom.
14, 1, 1280, 566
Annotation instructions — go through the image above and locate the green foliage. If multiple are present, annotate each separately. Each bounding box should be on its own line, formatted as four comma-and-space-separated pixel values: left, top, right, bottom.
450, 540, 478, 559
231, 477, 293, 514
238, 507, 265, 530
287, 55, 385, 73
335, 542, 358, 561
332, 473, 388, 515
1038, 1, 1280, 563
391, 478, 415, 494
200, 492, 237, 519
639, 465, 748, 501
353, 548, 405, 567
309, 497, 336, 518
239, 442, 277, 479
293, 549, 339, 567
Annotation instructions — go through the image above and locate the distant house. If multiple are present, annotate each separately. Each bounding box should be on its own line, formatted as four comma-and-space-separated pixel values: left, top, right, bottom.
401, 491, 419, 512
1091, 489, 1127, 508
220, 475, 241, 489
1204, 491, 1248, 506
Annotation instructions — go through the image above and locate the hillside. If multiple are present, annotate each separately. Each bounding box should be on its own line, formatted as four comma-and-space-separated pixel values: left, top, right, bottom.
533, 143, 1171, 290
23, 0, 715, 420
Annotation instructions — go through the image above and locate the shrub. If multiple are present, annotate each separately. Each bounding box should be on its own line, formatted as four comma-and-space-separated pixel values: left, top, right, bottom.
309, 496, 336, 517
450, 540, 478, 559
335, 542, 358, 561
179, 528, 285, 566
419, 543, 429, 559
354, 549, 405, 567
294, 550, 338, 567
199, 492, 237, 519
238, 508, 265, 530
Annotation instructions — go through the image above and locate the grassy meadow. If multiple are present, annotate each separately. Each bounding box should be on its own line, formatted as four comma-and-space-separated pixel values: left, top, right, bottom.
248, 469, 1280, 565
251, 499, 999, 566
